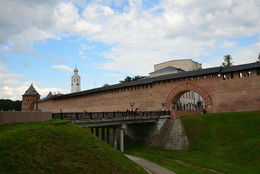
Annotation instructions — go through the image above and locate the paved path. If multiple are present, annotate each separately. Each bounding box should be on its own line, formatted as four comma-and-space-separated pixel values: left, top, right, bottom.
125, 154, 176, 174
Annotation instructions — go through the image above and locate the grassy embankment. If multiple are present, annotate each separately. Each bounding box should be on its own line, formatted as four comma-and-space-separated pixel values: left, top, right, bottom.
0, 120, 147, 174
125, 111, 260, 174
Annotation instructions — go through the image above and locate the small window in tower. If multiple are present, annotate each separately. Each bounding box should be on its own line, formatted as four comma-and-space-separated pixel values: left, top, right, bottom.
77, 83, 79, 85
239, 72, 242, 78
71, 84, 73, 86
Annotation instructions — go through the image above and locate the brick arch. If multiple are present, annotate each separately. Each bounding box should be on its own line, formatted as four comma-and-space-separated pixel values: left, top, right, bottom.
165, 82, 213, 110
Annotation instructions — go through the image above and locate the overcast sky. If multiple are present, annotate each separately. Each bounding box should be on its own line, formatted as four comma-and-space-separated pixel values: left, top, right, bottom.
0, 0, 260, 100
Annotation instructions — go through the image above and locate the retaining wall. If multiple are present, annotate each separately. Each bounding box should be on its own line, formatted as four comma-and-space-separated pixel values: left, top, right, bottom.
0, 111, 52, 125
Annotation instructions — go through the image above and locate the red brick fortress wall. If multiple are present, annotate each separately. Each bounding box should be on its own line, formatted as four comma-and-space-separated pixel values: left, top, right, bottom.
37, 66, 260, 114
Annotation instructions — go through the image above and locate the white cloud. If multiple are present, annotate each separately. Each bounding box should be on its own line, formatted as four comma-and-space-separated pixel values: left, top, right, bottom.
0, 64, 69, 100
2, 0, 259, 58
0, 64, 8, 72
220, 41, 238, 48
75, 20, 102, 36
233, 42, 260, 65
0, 64, 25, 100
22, 61, 30, 69
0, 0, 59, 54
51, 65, 73, 71
3, 46, 9, 51
103, 73, 122, 77
0, 0, 260, 78
0, 70, 24, 87
0, 81, 69, 100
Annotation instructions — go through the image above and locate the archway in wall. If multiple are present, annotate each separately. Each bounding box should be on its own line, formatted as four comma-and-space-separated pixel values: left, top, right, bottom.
172, 91, 205, 111
165, 82, 213, 116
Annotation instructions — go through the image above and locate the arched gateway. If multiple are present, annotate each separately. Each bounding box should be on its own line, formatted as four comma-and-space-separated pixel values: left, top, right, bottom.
165, 82, 213, 115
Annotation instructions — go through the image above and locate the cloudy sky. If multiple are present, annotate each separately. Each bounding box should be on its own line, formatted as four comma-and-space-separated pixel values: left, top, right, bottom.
0, 0, 260, 100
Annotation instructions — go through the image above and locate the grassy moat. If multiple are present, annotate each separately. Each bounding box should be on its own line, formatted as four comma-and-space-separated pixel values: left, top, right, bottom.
125, 110, 260, 174
0, 120, 146, 174
0, 111, 259, 174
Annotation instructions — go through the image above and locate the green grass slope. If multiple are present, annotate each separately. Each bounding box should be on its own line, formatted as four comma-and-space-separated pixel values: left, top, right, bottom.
125, 111, 260, 174
0, 120, 147, 174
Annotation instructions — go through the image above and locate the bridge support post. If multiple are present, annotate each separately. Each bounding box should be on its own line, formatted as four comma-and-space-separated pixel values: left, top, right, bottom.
96, 127, 99, 137
113, 127, 117, 150
106, 127, 110, 144
101, 128, 105, 141
120, 128, 124, 152
90, 127, 94, 134
120, 123, 126, 153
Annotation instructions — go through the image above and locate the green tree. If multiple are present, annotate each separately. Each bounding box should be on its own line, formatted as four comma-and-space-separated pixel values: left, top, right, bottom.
0, 99, 22, 111
120, 76, 132, 83
258, 53, 260, 62
120, 75, 146, 83
103, 84, 110, 87
222, 54, 233, 67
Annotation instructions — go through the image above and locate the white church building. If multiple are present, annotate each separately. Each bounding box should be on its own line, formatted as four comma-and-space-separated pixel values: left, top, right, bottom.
71, 66, 81, 93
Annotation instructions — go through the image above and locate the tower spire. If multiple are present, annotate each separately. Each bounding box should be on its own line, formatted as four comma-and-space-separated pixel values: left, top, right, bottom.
71, 66, 81, 93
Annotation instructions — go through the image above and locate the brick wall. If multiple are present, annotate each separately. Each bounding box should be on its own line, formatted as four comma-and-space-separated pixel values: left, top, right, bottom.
22, 95, 40, 111
37, 68, 260, 114
0, 111, 52, 125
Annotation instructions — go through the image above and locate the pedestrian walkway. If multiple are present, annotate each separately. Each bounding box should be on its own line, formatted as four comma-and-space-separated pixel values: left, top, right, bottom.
125, 154, 176, 174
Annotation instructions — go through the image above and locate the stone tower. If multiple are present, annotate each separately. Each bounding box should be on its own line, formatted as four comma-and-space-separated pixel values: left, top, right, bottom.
71, 66, 81, 93
22, 84, 40, 111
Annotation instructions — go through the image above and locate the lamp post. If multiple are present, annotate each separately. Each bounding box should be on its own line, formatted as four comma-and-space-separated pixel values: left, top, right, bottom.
130, 102, 135, 111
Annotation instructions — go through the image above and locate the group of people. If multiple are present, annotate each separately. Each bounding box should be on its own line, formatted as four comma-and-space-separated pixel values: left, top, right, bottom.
125, 108, 141, 116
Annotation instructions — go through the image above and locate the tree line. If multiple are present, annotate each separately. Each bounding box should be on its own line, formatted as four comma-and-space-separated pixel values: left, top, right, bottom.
0, 99, 22, 111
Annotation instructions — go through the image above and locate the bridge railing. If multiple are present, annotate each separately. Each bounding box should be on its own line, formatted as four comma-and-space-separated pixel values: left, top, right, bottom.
52, 110, 170, 120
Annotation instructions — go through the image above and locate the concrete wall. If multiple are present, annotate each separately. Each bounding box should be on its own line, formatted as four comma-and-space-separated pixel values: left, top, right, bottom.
124, 117, 172, 141
0, 111, 52, 125
37, 68, 260, 116
148, 118, 189, 150
125, 122, 158, 141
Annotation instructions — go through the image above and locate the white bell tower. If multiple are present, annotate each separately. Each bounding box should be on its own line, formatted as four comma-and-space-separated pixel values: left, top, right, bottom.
71, 66, 81, 93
